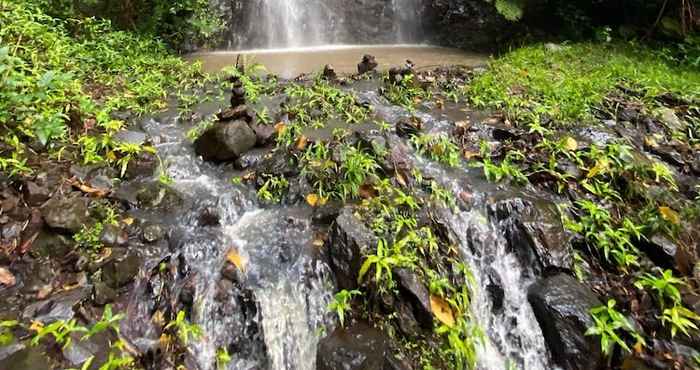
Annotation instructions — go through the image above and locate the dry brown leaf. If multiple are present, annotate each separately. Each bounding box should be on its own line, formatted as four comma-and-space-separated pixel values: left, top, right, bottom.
430, 294, 455, 327
358, 184, 377, 199
659, 206, 680, 225
296, 135, 308, 151
395, 172, 407, 187
274, 122, 286, 134
226, 249, 247, 272
0, 267, 15, 286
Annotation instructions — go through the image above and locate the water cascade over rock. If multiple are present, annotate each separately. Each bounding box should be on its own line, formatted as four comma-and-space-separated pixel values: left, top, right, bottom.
215, 0, 426, 49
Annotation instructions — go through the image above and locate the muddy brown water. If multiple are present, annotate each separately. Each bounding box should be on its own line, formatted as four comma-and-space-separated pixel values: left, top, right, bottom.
188, 45, 488, 77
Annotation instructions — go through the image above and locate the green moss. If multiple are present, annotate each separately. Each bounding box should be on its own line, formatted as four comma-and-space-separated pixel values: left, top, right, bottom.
468, 42, 700, 125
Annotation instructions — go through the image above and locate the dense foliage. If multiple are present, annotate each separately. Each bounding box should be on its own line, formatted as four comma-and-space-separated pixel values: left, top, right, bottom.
32, 0, 222, 48
0, 0, 205, 180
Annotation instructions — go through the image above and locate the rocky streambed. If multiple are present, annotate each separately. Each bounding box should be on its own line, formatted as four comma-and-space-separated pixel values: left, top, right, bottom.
0, 54, 699, 370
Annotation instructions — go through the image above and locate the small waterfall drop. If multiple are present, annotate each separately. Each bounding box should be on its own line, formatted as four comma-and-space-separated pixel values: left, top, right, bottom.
222, 0, 424, 50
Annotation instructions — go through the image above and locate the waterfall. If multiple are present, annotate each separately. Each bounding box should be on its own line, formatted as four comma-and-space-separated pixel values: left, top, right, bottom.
221, 0, 424, 50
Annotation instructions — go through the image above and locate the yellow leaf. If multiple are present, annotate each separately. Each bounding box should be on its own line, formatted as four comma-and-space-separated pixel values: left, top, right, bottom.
306, 193, 319, 207
106, 151, 117, 161
30, 321, 44, 332
226, 249, 247, 272
430, 295, 455, 327
659, 206, 680, 225
564, 137, 578, 151
296, 135, 308, 150
122, 217, 134, 226
274, 122, 286, 134
586, 158, 609, 178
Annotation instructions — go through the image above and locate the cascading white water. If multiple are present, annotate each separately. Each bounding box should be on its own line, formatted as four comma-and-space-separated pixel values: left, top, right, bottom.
239, 0, 422, 49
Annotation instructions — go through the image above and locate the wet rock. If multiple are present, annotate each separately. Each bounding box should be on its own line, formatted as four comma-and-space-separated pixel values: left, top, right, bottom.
93, 281, 117, 305
23, 287, 89, 322
194, 120, 257, 162
492, 197, 572, 272
255, 149, 299, 177
231, 83, 246, 108
135, 182, 183, 210
142, 224, 165, 243
528, 273, 604, 370
388, 64, 414, 85
650, 144, 685, 167
639, 234, 695, 274
658, 107, 683, 132
357, 54, 378, 74
42, 196, 91, 234
323, 64, 337, 80
99, 224, 128, 248
249, 123, 276, 146
113, 130, 148, 146
0, 346, 51, 370
22, 181, 49, 207
396, 118, 421, 138
198, 207, 220, 227
394, 268, 432, 329
218, 104, 252, 122
329, 207, 378, 290
102, 253, 141, 289
30, 231, 73, 258
317, 322, 397, 370
125, 151, 157, 179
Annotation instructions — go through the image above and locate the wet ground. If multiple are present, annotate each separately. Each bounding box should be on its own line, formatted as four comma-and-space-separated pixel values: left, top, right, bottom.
188, 45, 488, 76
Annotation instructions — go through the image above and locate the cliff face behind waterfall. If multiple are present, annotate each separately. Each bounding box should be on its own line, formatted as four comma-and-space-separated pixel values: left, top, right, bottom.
208, 0, 513, 50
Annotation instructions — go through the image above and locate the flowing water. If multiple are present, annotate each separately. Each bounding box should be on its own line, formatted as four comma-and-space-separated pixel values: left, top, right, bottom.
216, 0, 425, 49
125, 1, 554, 368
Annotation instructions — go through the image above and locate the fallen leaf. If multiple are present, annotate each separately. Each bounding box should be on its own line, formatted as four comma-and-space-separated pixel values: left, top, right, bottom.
586, 158, 609, 178
395, 172, 407, 187
659, 206, 680, 225
430, 294, 455, 327
29, 321, 43, 333
306, 193, 319, 207
122, 217, 134, 226
358, 184, 377, 199
435, 99, 444, 110
0, 267, 15, 287
274, 122, 286, 134
564, 137, 578, 151
295, 135, 308, 150
463, 150, 479, 160
226, 249, 247, 272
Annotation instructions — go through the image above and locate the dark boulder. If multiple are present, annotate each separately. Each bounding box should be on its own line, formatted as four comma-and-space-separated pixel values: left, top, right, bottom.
323, 64, 338, 80
528, 273, 604, 370
102, 252, 141, 289
491, 197, 573, 273
394, 268, 432, 329
42, 196, 91, 234
99, 224, 128, 248
317, 322, 406, 370
329, 207, 378, 290
357, 54, 378, 74
194, 120, 257, 162
22, 181, 50, 207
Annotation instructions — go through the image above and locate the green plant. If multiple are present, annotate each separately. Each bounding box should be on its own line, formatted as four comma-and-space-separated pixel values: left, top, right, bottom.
634, 269, 684, 309
411, 133, 461, 167
338, 146, 379, 200
164, 310, 203, 345
358, 239, 416, 291
0, 320, 18, 346
478, 142, 528, 185
586, 299, 645, 356
216, 347, 232, 370
661, 305, 700, 338
257, 175, 289, 203
328, 289, 362, 327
